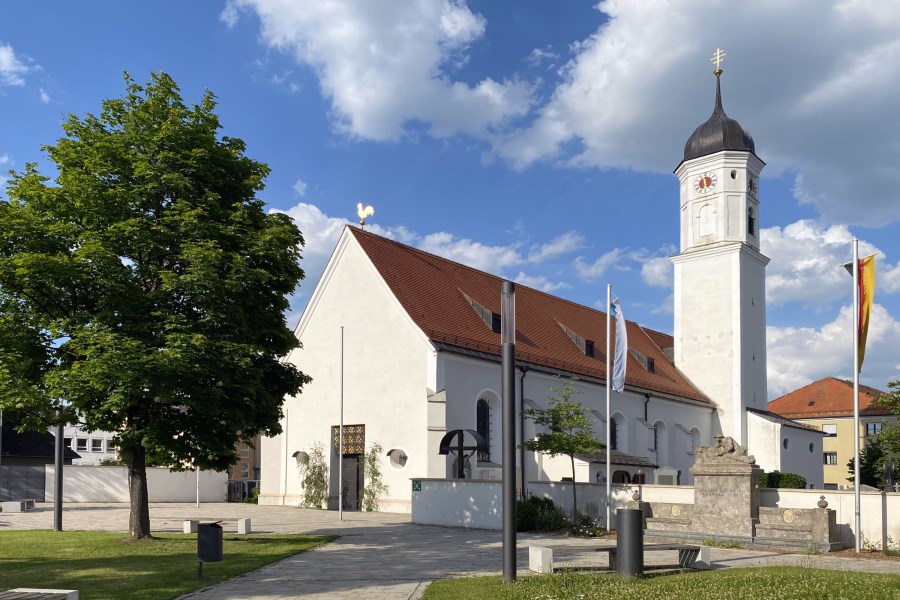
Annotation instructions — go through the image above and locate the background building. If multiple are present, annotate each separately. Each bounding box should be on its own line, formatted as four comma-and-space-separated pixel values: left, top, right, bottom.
768, 377, 896, 489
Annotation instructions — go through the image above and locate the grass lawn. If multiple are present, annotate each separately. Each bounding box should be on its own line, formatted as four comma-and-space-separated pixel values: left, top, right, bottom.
0, 530, 335, 600
423, 567, 900, 600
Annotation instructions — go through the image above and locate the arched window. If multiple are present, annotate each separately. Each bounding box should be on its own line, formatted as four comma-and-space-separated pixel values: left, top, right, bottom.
653, 421, 668, 466
612, 470, 631, 483
748, 206, 756, 236
611, 413, 627, 452
698, 204, 715, 238
690, 428, 701, 454
476, 398, 491, 462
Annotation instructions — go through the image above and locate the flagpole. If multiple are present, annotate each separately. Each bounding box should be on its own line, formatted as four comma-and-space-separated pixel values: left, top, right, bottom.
339, 326, 344, 522
852, 239, 860, 553
605, 284, 612, 531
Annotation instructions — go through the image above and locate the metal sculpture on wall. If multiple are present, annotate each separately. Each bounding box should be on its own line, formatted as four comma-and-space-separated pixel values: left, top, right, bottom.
438, 429, 488, 479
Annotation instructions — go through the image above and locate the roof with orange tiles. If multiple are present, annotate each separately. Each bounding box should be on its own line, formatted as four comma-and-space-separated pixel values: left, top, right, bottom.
349, 227, 710, 404
767, 377, 889, 419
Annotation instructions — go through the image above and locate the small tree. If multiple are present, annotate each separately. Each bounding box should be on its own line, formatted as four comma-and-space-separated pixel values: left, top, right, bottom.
874, 381, 900, 459
522, 380, 603, 518
847, 436, 887, 489
362, 441, 389, 511
301, 441, 329, 508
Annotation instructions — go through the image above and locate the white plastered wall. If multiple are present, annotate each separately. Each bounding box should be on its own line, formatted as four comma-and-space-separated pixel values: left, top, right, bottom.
260, 230, 434, 511
747, 412, 824, 489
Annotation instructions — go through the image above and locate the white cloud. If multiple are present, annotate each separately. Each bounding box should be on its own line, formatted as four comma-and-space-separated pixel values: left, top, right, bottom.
762, 220, 900, 306
0, 43, 29, 86
513, 272, 570, 293
220, 2, 240, 27
292, 178, 308, 196
416, 231, 523, 273
527, 231, 584, 263
39, 87, 49, 103
641, 256, 673, 288
0, 153, 9, 165
224, 0, 533, 141
527, 46, 559, 67
573, 249, 623, 282
273, 202, 349, 287
767, 303, 900, 400
491, 0, 900, 225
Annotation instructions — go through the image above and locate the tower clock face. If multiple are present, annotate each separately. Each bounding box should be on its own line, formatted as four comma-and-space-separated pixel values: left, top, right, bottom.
694, 172, 717, 193
747, 174, 758, 198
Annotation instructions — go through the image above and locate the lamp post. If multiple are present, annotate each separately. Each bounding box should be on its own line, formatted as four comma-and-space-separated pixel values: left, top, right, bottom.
501, 281, 516, 583
54, 420, 63, 531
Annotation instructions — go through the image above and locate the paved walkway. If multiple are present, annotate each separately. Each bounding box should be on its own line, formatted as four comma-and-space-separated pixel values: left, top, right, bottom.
2, 503, 898, 599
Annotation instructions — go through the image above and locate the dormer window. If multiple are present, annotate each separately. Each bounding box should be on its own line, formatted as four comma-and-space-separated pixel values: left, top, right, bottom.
462, 292, 501, 334
558, 322, 595, 358
584, 340, 595, 358
629, 348, 656, 374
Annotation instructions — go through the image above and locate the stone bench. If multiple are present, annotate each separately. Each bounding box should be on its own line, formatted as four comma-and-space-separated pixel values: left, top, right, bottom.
528, 543, 710, 574
183, 518, 251, 534
1, 499, 36, 513
755, 523, 814, 541
0, 589, 78, 599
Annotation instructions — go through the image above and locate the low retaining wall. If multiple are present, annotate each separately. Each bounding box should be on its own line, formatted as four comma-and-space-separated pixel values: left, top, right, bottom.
45, 465, 227, 502
411, 479, 502, 529
410, 479, 900, 548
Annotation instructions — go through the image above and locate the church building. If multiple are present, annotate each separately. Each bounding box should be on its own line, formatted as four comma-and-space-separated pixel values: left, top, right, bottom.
259, 62, 823, 512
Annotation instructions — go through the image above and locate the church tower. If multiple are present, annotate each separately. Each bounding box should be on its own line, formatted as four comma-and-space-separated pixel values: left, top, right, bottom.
672, 51, 768, 446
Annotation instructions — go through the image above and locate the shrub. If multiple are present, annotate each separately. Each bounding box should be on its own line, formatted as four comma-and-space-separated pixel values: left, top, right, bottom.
516, 496, 555, 531
243, 485, 260, 504
301, 441, 329, 508
572, 513, 606, 537
759, 471, 807, 489
534, 506, 570, 531
362, 441, 389, 511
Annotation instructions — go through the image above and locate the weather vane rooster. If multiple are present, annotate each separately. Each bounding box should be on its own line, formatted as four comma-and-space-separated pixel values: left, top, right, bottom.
357, 203, 375, 229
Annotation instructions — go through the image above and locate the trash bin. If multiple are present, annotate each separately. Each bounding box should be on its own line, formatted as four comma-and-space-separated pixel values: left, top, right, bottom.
198, 522, 223, 563
616, 508, 643, 578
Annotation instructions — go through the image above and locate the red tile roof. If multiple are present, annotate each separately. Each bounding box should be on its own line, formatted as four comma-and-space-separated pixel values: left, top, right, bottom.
767, 377, 889, 419
349, 227, 709, 404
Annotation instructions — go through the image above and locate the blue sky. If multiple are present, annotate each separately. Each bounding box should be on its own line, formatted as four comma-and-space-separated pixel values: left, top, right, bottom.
2, 1, 900, 399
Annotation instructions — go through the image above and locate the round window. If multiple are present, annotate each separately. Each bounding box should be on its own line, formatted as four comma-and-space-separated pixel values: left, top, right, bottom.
782, 438, 789, 450
387, 448, 408, 469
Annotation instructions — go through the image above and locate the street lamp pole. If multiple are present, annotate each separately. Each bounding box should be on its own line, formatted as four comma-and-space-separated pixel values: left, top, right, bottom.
501, 281, 516, 583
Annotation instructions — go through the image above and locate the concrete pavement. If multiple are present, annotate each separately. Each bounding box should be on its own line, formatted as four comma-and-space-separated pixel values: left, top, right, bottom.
1, 503, 898, 599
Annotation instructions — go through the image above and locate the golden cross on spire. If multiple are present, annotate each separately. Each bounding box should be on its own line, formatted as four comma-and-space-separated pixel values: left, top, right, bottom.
711, 48, 726, 76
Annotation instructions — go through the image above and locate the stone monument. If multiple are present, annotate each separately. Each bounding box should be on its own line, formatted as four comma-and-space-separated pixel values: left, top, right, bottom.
640, 434, 841, 551
689, 434, 762, 538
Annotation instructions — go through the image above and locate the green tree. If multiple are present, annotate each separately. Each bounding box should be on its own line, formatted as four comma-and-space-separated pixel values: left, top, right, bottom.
522, 380, 603, 519
847, 437, 887, 489
874, 380, 900, 460
0, 72, 310, 539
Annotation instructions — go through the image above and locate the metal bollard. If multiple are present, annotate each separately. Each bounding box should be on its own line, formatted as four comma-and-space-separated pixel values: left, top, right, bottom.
197, 522, 223, 579
616, 508, 644, 578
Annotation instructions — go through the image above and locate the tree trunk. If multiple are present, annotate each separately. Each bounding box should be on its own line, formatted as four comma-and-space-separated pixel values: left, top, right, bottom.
127, 443, 153, 540
570, 454, 578, 519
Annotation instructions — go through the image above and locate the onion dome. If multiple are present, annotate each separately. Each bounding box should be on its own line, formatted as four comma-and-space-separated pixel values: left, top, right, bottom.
682, 72, 755, 162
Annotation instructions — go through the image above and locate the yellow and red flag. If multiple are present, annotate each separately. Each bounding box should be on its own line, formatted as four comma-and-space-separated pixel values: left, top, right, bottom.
844, 254, 876, 372
857, 255, 876, 371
